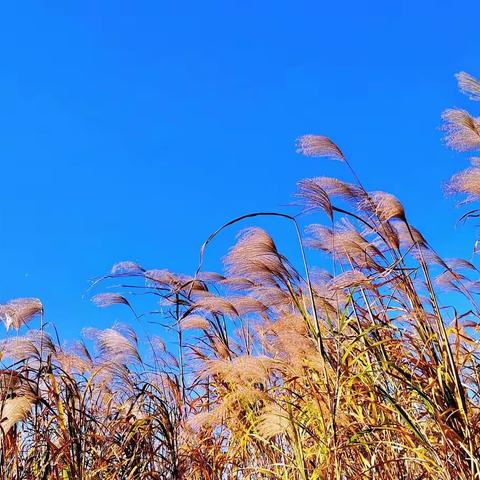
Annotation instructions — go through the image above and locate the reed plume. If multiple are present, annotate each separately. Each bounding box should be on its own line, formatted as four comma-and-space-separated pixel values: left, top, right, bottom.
1, 71, 480, 479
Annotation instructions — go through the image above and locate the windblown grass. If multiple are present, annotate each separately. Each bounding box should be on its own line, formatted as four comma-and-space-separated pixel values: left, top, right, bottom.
1, 73, 480, 479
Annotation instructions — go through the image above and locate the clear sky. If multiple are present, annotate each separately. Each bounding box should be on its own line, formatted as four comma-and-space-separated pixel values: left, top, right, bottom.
1, 1, 480, 338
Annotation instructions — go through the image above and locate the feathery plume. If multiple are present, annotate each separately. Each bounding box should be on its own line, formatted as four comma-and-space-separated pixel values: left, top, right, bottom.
296, 135, 345, 161
204, 355, 277, 385
410, 246, 447, 268
435, 270, 466, 292
0, 298, 43, 331
144, 269, 190, 290
393, 222, 427, 247
306, 221, 384, 270
445, 257, 477, 271
360, 191, 406, 222
330, 270, 373, 291
111, 261, 144, 275
252, 286, 294, 312
225, 228, 295, 286
0, 392, 35, 435
196, 271, 226, 283
180, 315, 210, 331
256, 403, 291, 439
446, 167, 480, 201
219, 276, 256, 292
442, 109, 480, 151
150, 335, 166, 353
191, 291, 238, 317
0, 330, 56, 361
300, 177, 363, 202
295, 178, 333, 219
83, 325, 141, 364
55, 350, 92, 374
228, 296, 267, 316
92, 293, 130, 308
456, 71, 480, 101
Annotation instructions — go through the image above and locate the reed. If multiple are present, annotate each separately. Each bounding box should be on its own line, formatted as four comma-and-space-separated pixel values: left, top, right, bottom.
1, 72, 480, 479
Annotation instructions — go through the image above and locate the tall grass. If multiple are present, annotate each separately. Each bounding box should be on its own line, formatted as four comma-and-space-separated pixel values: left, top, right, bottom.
2, 72, 480, 479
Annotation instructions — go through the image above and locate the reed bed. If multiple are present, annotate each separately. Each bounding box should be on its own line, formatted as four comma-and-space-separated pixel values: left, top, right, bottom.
1, 72, 480, 479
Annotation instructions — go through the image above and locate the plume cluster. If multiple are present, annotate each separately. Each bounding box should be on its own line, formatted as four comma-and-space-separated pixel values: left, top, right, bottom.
1, 72, 480, 479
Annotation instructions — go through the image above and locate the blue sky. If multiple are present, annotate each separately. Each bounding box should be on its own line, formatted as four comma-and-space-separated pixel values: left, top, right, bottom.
1, 1, 480, 339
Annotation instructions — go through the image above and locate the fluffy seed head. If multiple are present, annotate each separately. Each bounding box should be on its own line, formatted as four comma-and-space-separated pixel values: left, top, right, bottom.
446, 167, 480, 201
442, 109, 480, 151
111, 261, 144, 275
83, 325, 141, 365
456, 71, 480, 101
180, 315, 210, 331
296, 135, 345, 161
0, 298, 43, 331
295, 178, 333, 219
225, 228, 294, 286
92, 293, 130, 309
361, 191, 406, 222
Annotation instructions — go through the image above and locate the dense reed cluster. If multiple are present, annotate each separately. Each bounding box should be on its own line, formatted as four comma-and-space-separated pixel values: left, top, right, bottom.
2, 73, 480, 479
